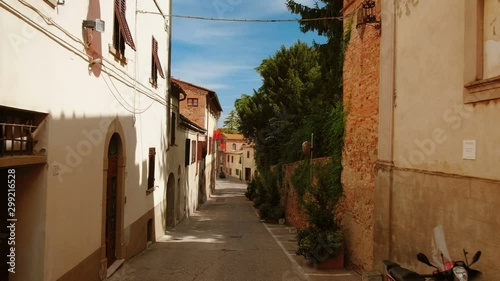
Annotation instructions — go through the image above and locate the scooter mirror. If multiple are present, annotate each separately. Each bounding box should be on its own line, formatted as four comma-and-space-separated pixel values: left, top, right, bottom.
417, 253, 436, 268
470, 251, 481, 266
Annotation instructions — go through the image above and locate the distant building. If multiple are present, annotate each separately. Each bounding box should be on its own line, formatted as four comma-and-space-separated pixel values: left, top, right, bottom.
174, 78, 222, 200
219, 133, 254, 181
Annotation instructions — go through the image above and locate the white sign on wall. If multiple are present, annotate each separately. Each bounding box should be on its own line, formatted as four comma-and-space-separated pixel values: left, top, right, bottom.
463, 140, 476, 160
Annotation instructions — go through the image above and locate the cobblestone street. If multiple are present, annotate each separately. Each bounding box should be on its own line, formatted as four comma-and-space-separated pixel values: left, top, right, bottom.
107, 179, 361, 281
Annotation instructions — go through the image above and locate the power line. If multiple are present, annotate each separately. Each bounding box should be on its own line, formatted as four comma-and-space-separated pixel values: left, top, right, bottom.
137, 11, 343, 22
172, 14, 343, 22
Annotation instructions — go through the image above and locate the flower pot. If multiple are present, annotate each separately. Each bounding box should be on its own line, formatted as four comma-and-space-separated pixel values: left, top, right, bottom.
315, 247, 344, 269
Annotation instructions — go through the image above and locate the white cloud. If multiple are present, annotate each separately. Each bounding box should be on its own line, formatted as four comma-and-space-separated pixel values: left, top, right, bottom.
172, 58, 251, 87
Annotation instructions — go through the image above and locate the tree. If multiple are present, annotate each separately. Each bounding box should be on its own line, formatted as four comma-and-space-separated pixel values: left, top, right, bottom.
235, 41, 325, 166
223, 110, 240, 132
286, 0, 345, 101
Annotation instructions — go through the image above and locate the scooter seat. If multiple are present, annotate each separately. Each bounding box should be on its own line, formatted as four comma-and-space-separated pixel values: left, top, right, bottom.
388, 266, 426, 281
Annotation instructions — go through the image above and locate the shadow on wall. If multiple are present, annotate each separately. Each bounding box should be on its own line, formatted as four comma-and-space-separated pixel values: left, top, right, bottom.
22, 112, 168, 281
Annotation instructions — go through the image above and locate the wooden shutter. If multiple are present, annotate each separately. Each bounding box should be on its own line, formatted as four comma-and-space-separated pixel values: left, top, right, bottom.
114, 0, 136, 50
152, 36, 165, 78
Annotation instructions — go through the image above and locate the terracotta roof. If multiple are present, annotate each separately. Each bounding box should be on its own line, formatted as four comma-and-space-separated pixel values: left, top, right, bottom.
223, 133, 245, 140
179, 114, 206, 133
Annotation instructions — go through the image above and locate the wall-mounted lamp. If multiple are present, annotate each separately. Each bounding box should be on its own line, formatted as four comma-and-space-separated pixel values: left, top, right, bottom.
82, 19, 105, 33
356, 0, 381, 30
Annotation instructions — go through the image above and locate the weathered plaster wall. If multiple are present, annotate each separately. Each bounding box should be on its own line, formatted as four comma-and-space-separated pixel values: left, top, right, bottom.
375, 0, 500, 279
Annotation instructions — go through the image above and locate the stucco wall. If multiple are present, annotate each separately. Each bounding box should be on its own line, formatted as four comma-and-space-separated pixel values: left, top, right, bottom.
392, 0, 500, 181
0, 0, 170, 279
375, 0, 500, 279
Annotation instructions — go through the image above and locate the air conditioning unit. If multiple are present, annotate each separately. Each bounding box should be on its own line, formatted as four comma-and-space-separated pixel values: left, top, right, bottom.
82, 19, 105, 33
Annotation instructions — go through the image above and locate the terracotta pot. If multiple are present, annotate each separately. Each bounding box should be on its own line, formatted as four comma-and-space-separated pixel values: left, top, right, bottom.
315, 247, 344, 269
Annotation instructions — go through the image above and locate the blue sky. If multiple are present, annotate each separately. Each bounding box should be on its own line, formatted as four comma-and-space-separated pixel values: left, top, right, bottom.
171, 0, 327, 126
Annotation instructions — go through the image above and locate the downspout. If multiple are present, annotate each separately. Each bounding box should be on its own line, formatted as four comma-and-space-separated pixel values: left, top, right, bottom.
376, 0, 397, 267
387, 0, 397, 260
164, 0, 172, 150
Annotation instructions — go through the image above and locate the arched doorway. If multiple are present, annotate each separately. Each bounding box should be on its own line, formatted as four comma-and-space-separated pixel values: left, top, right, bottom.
166, 173, 176, 228
106, 133, 120, 267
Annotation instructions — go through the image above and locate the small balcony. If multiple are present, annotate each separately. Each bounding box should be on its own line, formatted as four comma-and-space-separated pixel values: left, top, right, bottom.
0, 106, 47, 167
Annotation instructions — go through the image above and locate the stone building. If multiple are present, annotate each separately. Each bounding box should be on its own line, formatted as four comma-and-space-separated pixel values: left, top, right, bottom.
174, 78, 222, 198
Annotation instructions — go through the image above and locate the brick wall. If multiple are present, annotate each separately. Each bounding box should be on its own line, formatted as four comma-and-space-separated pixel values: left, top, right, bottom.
177, 80, 207, 128
282, 161, 309, 230
340, 0, 381, 271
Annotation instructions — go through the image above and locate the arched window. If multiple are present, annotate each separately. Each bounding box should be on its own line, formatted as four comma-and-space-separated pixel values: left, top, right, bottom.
232, 143, 236, 151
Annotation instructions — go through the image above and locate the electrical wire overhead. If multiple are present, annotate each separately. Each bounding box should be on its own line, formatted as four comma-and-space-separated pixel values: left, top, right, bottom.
137, 11, 343, 22
172, 14, 343, 22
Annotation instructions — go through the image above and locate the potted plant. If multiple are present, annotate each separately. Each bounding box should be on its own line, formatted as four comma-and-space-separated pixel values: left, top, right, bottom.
293, 159, 344, 268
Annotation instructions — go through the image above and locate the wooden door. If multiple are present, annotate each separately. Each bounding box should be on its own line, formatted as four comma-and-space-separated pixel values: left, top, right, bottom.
106, 136, 119, 266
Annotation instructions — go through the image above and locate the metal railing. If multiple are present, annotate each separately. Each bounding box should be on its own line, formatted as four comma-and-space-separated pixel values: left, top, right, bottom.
0, 122, 38, 156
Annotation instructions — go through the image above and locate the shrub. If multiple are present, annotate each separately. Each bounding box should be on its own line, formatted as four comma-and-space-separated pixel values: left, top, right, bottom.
245, 177, 257, 200
296, 228, 343, 264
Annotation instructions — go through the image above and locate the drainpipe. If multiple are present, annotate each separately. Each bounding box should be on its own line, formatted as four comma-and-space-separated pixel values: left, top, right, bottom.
165, 0, 172, 150
375, 0, 397, 267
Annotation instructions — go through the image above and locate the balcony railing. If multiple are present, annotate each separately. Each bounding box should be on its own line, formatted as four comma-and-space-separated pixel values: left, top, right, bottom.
0, 122, 38, 156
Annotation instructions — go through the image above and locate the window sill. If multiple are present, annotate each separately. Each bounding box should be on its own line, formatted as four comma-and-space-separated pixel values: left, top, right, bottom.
149, 78, 158, 89
44, 0, 58, 8
464, 75, 500, 103
109, 44, 127, 65
146, 187, 156, 195
0, 155, 47, 168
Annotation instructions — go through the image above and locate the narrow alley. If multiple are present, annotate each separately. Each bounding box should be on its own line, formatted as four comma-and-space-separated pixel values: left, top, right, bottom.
107, 180, 361, 281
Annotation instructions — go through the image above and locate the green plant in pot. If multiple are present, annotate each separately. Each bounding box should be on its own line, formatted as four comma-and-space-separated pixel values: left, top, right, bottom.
293, 158, 344, 265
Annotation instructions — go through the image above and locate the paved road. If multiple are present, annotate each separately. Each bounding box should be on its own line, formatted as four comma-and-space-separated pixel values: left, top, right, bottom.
107, 179, 361, 281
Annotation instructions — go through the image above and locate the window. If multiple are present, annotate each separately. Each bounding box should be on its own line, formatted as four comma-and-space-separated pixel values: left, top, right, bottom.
229, 168, 232, 175
236, 169, 239, 176
232, 143, 236, 151
112, 0, 136, 58
238, 157, 241, 164
464, 0, 500, 103
191, 140, 196, 163
482, 0, 500, 79
148, 148, 156, 190
247, 151, 250, 158
170, 112, 176, 145
197, 141, 206, 161
150, 36, 165, 87
185, 139, 190, 166
187, 98, 198, 107
231, 156, 234, 163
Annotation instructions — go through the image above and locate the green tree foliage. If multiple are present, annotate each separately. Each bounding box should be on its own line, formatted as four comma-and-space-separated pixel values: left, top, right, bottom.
223, 110, 241, 132
286, 0, 345, 100
237, 0, 348, 263
236, 41, 336, 167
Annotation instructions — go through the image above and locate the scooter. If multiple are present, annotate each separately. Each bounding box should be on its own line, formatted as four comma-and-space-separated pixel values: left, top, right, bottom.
383, 250, 482, 281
